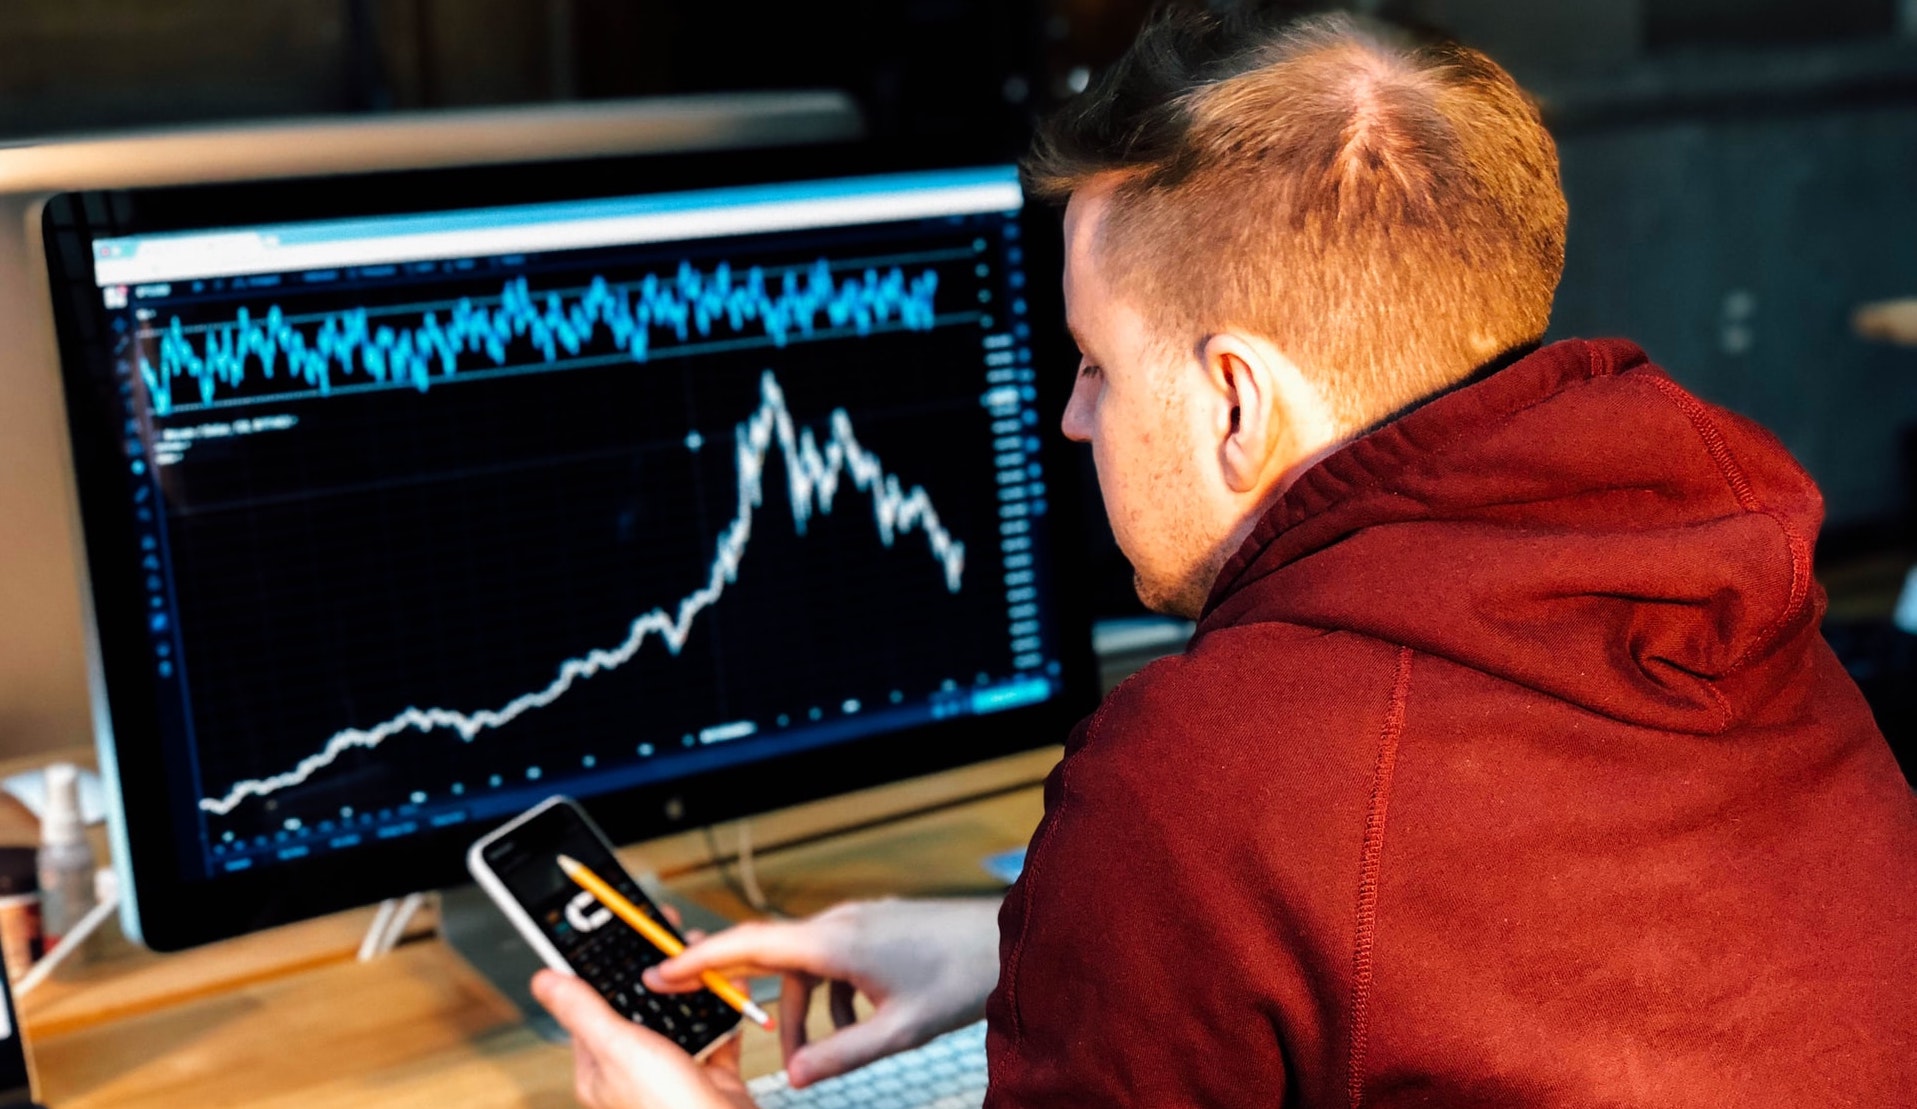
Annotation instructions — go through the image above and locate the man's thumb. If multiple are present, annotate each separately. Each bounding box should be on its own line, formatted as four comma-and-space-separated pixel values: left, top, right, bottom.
533, 969, 628, 1048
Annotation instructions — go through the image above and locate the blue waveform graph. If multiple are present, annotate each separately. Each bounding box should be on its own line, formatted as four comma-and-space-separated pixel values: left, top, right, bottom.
197, 369, 967, 816
142, 259, 944, 415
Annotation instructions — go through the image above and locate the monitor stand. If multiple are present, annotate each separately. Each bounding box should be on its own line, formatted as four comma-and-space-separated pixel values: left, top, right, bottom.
436, 874, 743, 1044
437, 883, 564, 1041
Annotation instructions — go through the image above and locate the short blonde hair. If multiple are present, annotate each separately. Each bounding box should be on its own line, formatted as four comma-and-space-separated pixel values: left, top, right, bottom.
1025, 9, 1568, 430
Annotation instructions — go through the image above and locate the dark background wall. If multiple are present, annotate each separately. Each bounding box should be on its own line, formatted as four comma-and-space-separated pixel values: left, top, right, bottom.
0, 1, 1045, 148
1, 0, 1913, 611
1430, 0, 1917, 546
1552, 103, 1917, 533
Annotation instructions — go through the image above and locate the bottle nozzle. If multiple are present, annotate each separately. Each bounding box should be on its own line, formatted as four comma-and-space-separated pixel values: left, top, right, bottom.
41, 762, 84, 847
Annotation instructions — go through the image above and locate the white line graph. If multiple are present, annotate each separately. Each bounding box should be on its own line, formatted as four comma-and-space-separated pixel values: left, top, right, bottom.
198, 369, 966, 816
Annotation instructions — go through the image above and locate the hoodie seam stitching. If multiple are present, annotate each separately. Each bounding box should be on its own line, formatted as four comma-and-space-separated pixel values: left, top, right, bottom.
1002, 674, 1138, 1048
1348, 645, 1415, 1109
1639, 376, 1813, 679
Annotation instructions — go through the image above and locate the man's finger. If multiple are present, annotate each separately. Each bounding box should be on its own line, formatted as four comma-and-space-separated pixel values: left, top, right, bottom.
786, 1010, 916, 1089
780, 971, 817, 1064
647, 919, 835, 989
704, 1026, 743, 1073
645, 959, 765, 993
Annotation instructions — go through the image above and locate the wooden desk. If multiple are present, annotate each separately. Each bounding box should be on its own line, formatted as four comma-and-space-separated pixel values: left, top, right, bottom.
19, 748, 1060, 1108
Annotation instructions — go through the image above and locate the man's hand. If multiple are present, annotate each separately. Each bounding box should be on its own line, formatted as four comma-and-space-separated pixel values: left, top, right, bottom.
641, 898, 1002, 1088
533, 969, 757, 1109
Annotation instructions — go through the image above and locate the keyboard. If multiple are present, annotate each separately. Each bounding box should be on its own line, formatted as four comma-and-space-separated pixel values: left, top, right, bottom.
747, 1020, 988, 1109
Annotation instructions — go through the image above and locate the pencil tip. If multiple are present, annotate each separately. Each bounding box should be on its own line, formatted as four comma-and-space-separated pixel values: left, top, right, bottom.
556, 853, 579, 871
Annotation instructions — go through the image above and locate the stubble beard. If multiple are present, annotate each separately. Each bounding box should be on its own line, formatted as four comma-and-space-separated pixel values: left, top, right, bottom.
1130, 557, 1218, 621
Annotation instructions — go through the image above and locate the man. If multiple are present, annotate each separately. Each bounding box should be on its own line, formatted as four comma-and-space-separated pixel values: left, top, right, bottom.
534, 8, 1917, 1106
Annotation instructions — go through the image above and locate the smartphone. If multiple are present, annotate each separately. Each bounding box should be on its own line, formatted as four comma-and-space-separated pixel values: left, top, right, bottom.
467, 795, 742, 1060
0, 941, 43, 1109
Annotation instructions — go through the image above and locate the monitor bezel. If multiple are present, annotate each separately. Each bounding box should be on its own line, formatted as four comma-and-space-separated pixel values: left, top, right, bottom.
44, 138, 1096, 952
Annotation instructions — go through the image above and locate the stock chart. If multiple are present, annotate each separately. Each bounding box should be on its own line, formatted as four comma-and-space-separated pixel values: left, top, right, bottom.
105, 201, 1055, 874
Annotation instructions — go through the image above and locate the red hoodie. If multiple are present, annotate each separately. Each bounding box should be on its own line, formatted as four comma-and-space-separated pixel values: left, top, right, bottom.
986, 339, 1917, 1107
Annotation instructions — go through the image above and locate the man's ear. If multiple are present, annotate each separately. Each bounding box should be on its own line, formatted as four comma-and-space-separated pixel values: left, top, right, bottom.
1201, 333, 1279, 494
1199, 332, 1338, 496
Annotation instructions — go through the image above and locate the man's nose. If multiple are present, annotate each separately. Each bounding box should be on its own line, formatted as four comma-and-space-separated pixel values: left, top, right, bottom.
1060, 379, 1094, 443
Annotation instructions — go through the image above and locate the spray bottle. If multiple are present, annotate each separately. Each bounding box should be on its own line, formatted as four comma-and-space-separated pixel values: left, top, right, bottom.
36, 763, 96, 956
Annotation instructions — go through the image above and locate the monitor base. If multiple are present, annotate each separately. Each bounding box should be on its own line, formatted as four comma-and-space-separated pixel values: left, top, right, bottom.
438, 883, 565, 1042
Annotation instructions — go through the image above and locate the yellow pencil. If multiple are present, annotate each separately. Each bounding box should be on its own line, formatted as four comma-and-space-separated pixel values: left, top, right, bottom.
556, 853, 774, 1030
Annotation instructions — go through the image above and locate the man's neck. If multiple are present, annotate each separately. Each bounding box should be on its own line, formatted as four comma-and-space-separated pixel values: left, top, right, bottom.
1363, 341, 1542, 440
1185, 341, 1544, 619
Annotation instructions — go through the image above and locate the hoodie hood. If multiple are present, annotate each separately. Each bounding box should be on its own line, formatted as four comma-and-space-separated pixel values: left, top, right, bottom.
1201, 339, 1824, 735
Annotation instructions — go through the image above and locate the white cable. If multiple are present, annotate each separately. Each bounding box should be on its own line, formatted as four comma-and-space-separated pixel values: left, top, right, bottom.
358, 897, 400, 962
357, 892, 428, 961
377, 892, 425, 956
734, 820, 771, 915
16, 868, 120, 998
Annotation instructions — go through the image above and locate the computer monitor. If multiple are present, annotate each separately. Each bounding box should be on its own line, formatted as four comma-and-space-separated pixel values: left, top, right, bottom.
0, 95, 866, 775
43, 130, 1095, 950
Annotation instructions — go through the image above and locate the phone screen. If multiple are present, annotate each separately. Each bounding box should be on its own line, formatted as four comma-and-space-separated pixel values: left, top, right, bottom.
480, 799, 741, 1056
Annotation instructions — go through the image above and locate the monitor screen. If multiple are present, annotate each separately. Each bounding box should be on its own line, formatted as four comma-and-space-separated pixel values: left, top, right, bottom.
45, 144, 1093, 950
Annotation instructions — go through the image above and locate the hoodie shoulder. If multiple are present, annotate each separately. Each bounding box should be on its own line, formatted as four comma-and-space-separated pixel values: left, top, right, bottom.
1199, 340, 1833, 734
1078, 623, 1410, 805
